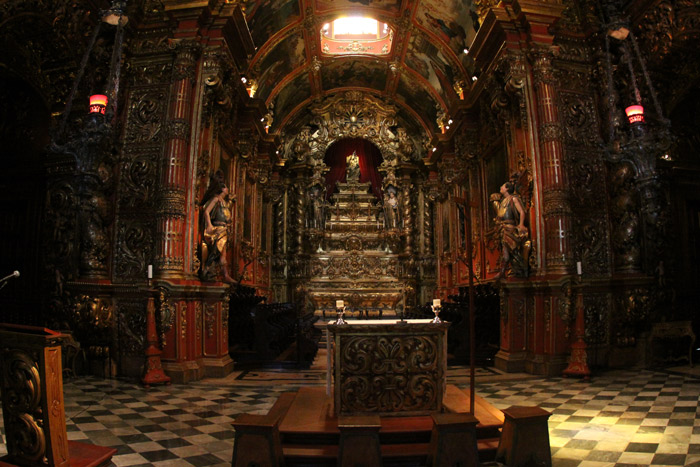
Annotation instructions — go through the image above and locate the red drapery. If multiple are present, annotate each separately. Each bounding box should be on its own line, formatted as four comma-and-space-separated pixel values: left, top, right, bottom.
323, 138, 383, 200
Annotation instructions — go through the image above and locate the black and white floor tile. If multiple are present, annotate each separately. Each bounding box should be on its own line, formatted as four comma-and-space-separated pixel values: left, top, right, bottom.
1, 367, 699, 466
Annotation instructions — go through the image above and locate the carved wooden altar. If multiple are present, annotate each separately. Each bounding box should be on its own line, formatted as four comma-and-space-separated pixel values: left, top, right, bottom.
327, 319, 449, 416
307, 178, 404, 315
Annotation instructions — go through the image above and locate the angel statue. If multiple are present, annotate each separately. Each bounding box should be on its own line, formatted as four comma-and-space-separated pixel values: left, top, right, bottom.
200, 170, 235, 283
490, 180, 531, 278
346, 150, 360, 182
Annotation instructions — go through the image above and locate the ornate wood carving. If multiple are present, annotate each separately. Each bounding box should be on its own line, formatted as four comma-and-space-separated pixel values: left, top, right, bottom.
329, 322, 448, 416
284, 90, 422, 164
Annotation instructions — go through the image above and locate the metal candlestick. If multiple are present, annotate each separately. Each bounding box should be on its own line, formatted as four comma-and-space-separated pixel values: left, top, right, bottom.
431, 304, 442, 323
335, 305, 347, 325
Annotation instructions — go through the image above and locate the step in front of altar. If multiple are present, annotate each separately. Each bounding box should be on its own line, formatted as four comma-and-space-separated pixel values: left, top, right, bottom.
277, 385, 503, 466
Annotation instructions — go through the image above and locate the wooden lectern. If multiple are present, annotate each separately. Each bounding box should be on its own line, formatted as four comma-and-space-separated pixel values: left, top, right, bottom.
0, 323, 116, 467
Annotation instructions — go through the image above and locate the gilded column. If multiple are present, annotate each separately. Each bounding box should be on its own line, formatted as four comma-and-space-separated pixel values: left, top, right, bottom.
401, 181, 413, 256
155, 41, 200, 278
294, 181, 306, 255
531, 49, 572, 275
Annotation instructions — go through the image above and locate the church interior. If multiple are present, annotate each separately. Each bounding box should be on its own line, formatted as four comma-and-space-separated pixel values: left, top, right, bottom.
1, 0, 700, 465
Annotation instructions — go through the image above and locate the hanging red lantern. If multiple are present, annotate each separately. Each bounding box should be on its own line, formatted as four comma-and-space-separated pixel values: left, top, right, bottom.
89, 94, 108, 114
625, 105, 644, 124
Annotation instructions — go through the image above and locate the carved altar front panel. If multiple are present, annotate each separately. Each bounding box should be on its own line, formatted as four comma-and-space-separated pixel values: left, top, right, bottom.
328, 320, 449, 416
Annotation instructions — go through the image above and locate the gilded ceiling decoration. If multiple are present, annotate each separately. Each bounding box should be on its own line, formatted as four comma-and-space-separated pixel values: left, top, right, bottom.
241, 0, 479, 137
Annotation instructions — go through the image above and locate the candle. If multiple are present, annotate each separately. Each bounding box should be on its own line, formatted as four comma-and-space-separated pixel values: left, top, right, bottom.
148, 264, 153, 279
336, 300, 344, 308
433, 299, 441, 307
576, 261, 582, 275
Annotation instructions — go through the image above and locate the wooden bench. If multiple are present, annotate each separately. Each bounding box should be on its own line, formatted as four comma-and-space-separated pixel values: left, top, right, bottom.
231, 392, 297, 467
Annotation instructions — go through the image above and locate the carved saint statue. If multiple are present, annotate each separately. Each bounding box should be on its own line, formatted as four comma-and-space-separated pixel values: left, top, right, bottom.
490, 181, 530, 278
307, 184, 326, 229
346, 150, 360, 182
200, 170, 235, 283
383, 185, 401, 229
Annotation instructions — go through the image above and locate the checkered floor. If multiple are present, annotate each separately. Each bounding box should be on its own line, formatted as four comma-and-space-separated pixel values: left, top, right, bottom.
1, 367, 699, 466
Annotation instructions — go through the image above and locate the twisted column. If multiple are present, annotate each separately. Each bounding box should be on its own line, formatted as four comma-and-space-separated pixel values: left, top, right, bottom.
532, 49, 573, 274
155, 41, 199, 278
422, 189, 434, 254
294, 182, 306, 254
401, 182, 413, 255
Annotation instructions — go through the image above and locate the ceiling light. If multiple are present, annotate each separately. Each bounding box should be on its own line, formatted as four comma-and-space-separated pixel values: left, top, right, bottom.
432, 147, 437, 152
333, 17, 378, 35
463, 48, 469, 54
471, 75, 478, 82
241, 77, 247, 83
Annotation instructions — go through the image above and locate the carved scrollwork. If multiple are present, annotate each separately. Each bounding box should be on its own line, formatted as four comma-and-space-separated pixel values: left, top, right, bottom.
119, 149, 158, 210
115, 219, 154, 279
284, 91, 422, 164
44, 180, 78, 276
584, 294, 609, 345
613, 288, 655, 346
560, 93, 597, 146
573, 216, 610, 275
125, 89, 167, 144
0, 349, 45, 463
117, 300, 147, 355
338, 335, 440, 413
609, 161, 641, 272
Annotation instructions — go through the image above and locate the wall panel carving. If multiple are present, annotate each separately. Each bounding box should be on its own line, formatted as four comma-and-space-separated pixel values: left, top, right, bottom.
124, 89, 168, 144
115, 219, 154, 279
117, 299, 147, 356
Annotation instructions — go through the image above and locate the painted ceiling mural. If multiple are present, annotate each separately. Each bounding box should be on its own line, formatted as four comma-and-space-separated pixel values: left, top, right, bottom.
242, 0, 478, 139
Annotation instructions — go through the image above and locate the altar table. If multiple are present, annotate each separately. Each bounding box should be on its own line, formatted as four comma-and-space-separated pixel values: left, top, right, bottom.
326, 319, 450, 416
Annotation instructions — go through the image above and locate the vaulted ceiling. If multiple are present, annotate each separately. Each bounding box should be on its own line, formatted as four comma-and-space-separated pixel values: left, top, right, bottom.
240, 0, 479, 138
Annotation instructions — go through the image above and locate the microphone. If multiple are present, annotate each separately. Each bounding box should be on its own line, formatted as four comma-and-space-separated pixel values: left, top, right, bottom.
0, 271, 20, 283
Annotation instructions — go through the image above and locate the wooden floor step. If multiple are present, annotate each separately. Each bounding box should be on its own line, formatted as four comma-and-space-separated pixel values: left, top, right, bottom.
477, 437, 500, 462
285, 439, 497, 465
284, 443, 430, 461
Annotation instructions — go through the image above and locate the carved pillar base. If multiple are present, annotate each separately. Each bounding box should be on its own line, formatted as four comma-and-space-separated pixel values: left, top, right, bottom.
158, 282, 233, 383
526, 355, 569, 377
162, 360, 203, 384
202, 355, 235, 378
494, 349, 527, 373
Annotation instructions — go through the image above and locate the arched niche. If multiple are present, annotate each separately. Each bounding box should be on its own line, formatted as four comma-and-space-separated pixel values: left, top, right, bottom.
323, 137, 384, 200
283, 91, 422, 174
